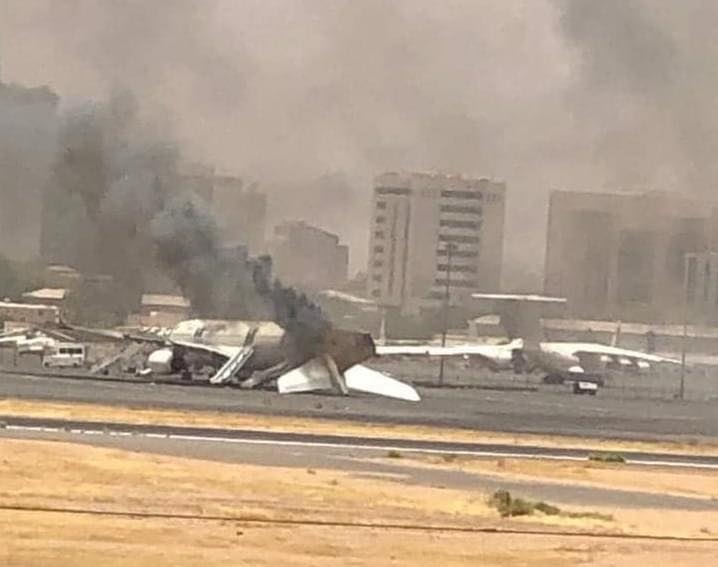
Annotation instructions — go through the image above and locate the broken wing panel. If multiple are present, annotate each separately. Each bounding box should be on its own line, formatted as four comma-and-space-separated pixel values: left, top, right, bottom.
276, 357, 334, 394
344, 365, 421, 402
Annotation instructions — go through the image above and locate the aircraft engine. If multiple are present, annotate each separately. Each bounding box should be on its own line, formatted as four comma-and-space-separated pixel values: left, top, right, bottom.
147, 348, 174, 374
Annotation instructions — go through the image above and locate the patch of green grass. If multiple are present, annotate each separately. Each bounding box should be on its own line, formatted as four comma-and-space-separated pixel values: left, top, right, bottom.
588, 452, 626, 464
387, 450, 402, 459
533, 501, 561, 516
563, 511, 615, 522
488, 490, 613, 522
487, 490, 534, 517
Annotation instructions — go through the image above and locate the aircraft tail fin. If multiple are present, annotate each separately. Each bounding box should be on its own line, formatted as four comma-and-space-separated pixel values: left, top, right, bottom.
471, 293, 567, 349
276, 356, 420, 402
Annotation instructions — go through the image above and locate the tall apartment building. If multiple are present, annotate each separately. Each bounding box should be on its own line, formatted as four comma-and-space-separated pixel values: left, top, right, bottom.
366, 172, 506, 312
212, 176, 266, 254
269, 221, 348, 290
544, 190, 718, 322
683, 251, 718, 323
177, 165, 267, 255
1, 80, 59, 261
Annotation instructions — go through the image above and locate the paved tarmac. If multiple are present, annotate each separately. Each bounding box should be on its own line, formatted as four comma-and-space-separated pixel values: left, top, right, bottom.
2, 419, 717, 512
1, 370, 718, 443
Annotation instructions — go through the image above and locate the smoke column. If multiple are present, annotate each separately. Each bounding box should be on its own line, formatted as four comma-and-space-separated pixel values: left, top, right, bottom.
3, 1, 718, 287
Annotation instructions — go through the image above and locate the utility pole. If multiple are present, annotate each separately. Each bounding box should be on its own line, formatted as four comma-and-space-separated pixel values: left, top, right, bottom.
438, 243, 457, 386
680, 303, 687, 401
680, 256, 691, 401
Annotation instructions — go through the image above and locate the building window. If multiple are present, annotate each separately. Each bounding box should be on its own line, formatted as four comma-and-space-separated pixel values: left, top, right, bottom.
376, 201, 387, 210
437, 249, 478, 258
373, 260, 383, 268
436, 264, 477, 273
374, 230, 385, 239
371, 289, 381, 298
438, 234, 480, 244
440, 190, 482, 200
376, 186, 410, 196
373, 245, 384, 254
440, 205, 482, 215
372, 274, 382, 282
376, 215, 386, 224
434, 279, 478, 288
439, 219, 480, 230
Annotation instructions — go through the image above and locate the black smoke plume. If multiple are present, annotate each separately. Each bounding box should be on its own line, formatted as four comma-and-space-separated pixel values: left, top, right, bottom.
47, 90, 328, 341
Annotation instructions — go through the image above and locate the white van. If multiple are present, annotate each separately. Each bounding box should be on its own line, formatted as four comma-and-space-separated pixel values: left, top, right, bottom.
42, 343, 86, 369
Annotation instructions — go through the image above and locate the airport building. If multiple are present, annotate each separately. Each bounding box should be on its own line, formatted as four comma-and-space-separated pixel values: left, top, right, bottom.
269, 221, 349, 290
366, 171, 506, 313
544, 190, 718, 323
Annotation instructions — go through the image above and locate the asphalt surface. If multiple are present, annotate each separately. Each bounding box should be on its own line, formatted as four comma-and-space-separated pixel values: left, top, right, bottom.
3, 414, 718, 467
1, 370, 718, 442
3, 417, 717, 511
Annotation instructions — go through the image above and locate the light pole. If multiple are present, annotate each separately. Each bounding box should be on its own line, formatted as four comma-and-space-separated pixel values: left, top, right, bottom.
680, 286, 688, 401
679, 255, 692, 401
438, 242, 457, 386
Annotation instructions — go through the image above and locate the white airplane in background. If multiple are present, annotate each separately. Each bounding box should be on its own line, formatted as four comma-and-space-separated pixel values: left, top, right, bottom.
374, 293, 680, 384
375, 340, 521, 372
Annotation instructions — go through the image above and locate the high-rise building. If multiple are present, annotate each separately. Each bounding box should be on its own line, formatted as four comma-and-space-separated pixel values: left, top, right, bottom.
544, 190, 718, 322
212, 176, 266, 254
366, 172, 506, 312
269, 221, 348, 290
177, 165, 267, 255
0, 80, 59, 261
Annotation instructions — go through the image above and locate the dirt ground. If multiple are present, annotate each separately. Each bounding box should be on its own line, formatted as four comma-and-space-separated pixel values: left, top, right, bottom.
404, 454, 718, 501
2, 398, 718, 456
1, 437, 717, 566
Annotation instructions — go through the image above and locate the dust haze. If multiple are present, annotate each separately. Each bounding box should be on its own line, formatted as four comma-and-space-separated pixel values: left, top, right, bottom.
1, 0, 717, 287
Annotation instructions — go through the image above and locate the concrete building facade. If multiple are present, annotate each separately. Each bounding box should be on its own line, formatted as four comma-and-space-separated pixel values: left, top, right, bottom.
366, 172, 506, 312
544, 190, 718, 323
178, 165, 267, 255
269, 221, 348, 291
684, 251, 718, 323
0, 80, 59, 261
212, 176, 266, 254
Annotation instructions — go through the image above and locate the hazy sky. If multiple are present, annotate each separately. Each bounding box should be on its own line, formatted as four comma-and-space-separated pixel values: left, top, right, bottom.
1, 0, 715, 285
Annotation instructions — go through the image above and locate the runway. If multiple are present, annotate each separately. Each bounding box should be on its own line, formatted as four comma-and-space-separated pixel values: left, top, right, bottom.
1, 370, 718, 442
3, 414, 718, 469
3, 414, 718, 516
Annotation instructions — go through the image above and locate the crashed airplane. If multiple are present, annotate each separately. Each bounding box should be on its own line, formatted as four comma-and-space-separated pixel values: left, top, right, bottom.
63, 319, 421, 402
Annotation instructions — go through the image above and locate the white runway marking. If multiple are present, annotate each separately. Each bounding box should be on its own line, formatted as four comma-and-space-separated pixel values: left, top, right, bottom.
4, 424, 718, 470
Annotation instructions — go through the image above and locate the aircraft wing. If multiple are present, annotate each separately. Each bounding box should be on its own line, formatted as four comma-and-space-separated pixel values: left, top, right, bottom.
552, 342, 681, 365
344, 365, 421, 401
375, 341, 521, 370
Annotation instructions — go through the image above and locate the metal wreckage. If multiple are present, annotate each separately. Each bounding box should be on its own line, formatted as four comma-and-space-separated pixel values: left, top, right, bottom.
52, 317, 421, 402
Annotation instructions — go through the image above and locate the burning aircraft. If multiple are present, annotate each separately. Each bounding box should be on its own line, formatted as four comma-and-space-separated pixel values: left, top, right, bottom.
62, 318, 420, 402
